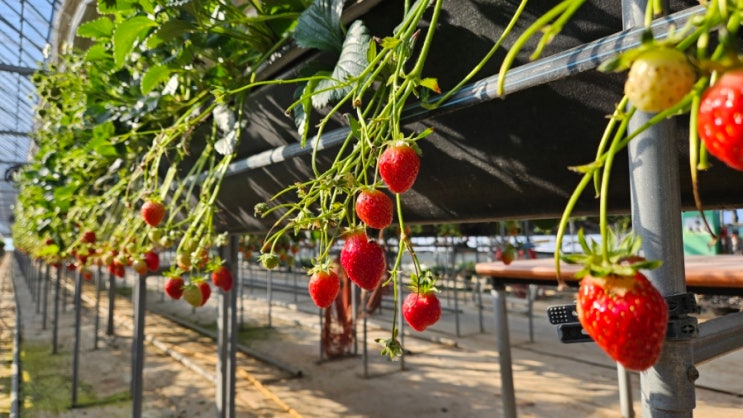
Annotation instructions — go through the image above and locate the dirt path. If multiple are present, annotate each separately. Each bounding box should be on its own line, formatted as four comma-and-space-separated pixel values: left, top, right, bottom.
8, 254, 743, 417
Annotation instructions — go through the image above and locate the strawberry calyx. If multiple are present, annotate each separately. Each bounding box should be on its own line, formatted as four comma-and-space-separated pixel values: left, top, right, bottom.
407, 269, 438, 295
561, 228, 662, 281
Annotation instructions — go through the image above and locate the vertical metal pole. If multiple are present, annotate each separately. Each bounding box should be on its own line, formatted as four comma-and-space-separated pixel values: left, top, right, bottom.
477, 279, 484, 333
618, 364, 635, 418
451, 248, 460, 337
131, 274, 147, 418
363, 314, 369, 378
107, 272, 116, 336
398, 274, 405, 371
52, 266, 61, 354
62, 269, 68, 312
527, 285, 536, 343
319, 308, 324, 362
71, 271, 83, 406
623, 2, 695, 417
352, 284, 358, 355
492, 285, 517, 418
42, 264, 49, 330
267, 270, 272, 328
94, 265, 102, 350
238, 259, 244, 328
217, 236, 238, 418
35, 260, 42, 313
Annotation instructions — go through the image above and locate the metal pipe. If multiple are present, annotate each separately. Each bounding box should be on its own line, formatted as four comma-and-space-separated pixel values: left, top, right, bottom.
52, 266, 60, 354
131, 274, 147, 418
617, 364, 635, 418
71, 271, 83, 406
42, 264, 48, 330
94, 265, 101, 350
492, 286, 517, 418
107, 271, 115, 336
692, 311, 743, 365
623, 2, 696, 416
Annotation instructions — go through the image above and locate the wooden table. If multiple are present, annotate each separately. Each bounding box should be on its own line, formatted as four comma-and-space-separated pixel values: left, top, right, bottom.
475, 255, 743, 418
476, 254, 743, 294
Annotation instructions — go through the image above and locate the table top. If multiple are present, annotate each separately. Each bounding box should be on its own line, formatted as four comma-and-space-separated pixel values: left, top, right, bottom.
475, 255, 743, 291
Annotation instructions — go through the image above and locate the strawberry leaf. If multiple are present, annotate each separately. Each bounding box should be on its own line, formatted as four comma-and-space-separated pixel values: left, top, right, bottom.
293, 0, 344, 54
312, 20, 370, 108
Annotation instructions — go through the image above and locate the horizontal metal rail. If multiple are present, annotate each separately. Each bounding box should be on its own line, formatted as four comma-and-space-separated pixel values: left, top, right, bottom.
223, 5, 705, 178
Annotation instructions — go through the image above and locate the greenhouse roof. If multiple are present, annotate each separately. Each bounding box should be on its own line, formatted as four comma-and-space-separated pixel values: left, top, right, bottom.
0, 0, 60, 238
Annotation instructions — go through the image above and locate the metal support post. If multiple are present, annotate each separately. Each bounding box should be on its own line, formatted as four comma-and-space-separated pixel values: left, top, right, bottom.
398, 272, 405, 371
617, 364, 635, 418
94, 266, 102, 350
624, 2, 696, 416
131, 274, 147, 418
42, 264, 49, 330
35, 260, 42, 313
492, 284, 517, 418
217, 236, 238, 418
52, 266, 61, 354
267, 269, 273, 328
107, 272, 116, 336
72, 271, 83, 406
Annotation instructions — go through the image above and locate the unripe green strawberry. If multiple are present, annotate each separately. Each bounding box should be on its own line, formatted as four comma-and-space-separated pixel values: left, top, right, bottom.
624, 47, 695, 112
355, 189, 393, 229
577, 273, 668, 371
501, 244, 516, 266
183, 284, 203, 307
697, 69, 743, 171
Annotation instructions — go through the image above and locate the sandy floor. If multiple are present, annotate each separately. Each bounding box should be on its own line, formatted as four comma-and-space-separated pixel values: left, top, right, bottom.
7, 254, 743, 417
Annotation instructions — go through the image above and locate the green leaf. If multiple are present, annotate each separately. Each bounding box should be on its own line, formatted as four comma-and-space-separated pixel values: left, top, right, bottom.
147, 19, 194, 49
112, 16, 158, 68
293, 0, 344, 53
77, 17, 115, 40
84, 44, 111, 62
311, 20, 370, 108
141, 65, 172, 94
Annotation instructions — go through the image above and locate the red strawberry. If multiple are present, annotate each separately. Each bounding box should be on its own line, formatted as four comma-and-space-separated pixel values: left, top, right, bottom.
143, 251, 159, 272
403, 291, 441, 331
164, 277, 185, 300
183, 284, 202, 307
81, 230, 96, 244
141, 200, 166, 227
378, 144, 420, 194
577, 273, 668, 371
211, 266, 234, 291
697, 69, 743, 171
340, 231, 386, 291
198, 282, 211, 306
308, 270, 340, 308
355, 189, 393, 229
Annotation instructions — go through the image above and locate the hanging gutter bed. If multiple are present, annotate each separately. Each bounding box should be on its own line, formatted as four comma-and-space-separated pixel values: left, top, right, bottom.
210, 2, 743, 234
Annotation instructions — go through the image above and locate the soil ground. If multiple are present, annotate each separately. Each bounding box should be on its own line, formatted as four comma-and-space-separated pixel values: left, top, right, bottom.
3, 253, 742, 417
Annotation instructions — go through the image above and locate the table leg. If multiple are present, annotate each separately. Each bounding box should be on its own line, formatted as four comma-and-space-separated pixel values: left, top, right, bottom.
492, 285, 517, 418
